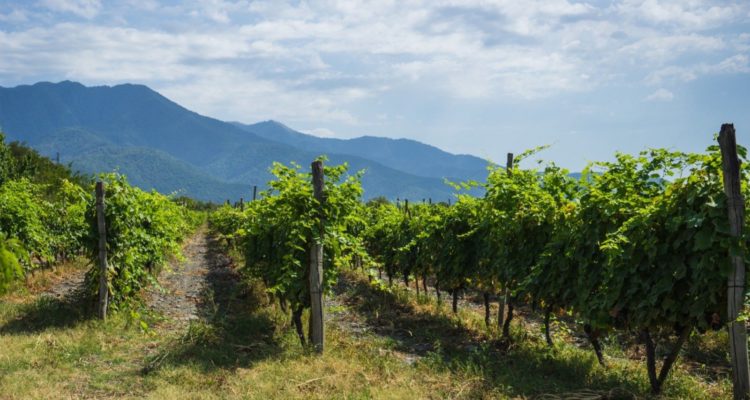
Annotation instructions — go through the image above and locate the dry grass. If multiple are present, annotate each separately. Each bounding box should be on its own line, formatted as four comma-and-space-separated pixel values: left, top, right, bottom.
0, 264, 734, 399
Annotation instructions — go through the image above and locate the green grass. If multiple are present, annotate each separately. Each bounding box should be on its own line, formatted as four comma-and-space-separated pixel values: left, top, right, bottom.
0, 264, 733, 399
335, 273, 731, 399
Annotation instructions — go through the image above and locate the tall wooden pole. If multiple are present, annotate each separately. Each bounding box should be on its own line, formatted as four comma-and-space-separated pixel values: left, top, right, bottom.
96, 182, 109, 320
506, 152, 514, 172
309, 161, 325, 352
719, 124, 750, 400
239, 197, 244, 211
253, 185, 257, 201
498, 152, 513, 330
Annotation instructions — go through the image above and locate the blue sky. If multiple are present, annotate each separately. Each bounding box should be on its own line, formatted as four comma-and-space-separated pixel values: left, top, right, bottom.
0, 0, 748, 170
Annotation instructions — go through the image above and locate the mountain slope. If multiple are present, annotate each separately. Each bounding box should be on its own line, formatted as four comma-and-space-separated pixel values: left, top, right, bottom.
0, 81, 481, 200
204, 143, 459, 201
28, 127, 249, 202
72, 146, 251, 202
236, 120, 491, 182
0, 81, 275, 166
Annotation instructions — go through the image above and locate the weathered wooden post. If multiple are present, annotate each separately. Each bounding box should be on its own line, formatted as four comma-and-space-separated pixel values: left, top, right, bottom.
309, 160, 325, 352
96, 182, 109, 320
719, 123, 750, 400
253, 185, 257, 201
499, 152, 513, 333
239, 197, 244, 211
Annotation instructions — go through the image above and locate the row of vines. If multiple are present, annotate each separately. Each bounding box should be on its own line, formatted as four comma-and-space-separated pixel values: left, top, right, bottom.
363, 145, 742, 394
210, 160, 366, 344
210, 135, 749, 395
0, 132, 202, 308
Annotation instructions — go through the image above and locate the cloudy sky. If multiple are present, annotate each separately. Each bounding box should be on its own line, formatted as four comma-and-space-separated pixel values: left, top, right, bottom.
0, 0, 748, 169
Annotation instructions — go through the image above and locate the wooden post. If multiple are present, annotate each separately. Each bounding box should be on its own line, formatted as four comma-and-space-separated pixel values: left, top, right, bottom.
719, 124, 750, 400
96, 182, 109, 320
507, 152, 514, 172
309, 160, 325, 352
56, 152, 60, 164
253, 185, 257, 201
239, 197, 244, 211
498, 152, 513, 330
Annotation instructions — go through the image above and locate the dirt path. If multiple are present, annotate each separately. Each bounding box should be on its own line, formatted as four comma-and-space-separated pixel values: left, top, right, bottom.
31, 226, 234, 327
146, 226, 234, 325
41, 268, 87, 300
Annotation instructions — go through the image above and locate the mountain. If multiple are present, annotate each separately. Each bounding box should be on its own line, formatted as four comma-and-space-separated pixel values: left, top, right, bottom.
235, 120, 490, 182
203, 143, 459, 201
28, 126, 251, 201
0, 81, 486, 201
0, 81, 275, 166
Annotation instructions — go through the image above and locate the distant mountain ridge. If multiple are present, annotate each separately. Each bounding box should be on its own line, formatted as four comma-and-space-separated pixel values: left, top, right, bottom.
0, 81, 490, 201
235, 121, 490, 182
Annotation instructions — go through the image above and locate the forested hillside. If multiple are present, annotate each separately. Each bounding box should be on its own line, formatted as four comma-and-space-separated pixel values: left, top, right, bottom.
235, 120, 489, 182
0, 81, 485, 201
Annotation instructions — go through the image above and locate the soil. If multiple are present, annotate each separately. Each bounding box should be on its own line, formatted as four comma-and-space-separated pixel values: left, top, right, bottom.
31, 226, 238, 330
41, 268, 87, 300
146, 226, 236, 325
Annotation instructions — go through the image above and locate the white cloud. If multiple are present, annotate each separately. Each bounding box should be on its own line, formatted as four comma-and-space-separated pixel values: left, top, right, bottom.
302, 128, 336, 138
617, 34, 725, 64
202, 0, 232, 24
0, 0, 748, 125
616, 0, 741, 30
0, 9, 28, 22
645, 88, 674, 102
647, 54, 750, 84
39, 0, 102, 19
123, 0, 160, 11
158, 68, 364, 125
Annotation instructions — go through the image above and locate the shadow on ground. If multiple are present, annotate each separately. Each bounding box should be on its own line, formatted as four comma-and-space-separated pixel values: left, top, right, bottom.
142, 235, 282, 374
337, 273, 642, 399
0, 284, 93, 334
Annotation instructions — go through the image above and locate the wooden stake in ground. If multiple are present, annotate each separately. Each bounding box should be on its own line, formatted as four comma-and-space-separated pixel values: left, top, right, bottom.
498, 152, 513, 331
309, 160, 326, 353
95, 182, 109, 320
719, 123, 750, 400
253, 185, 257, 201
